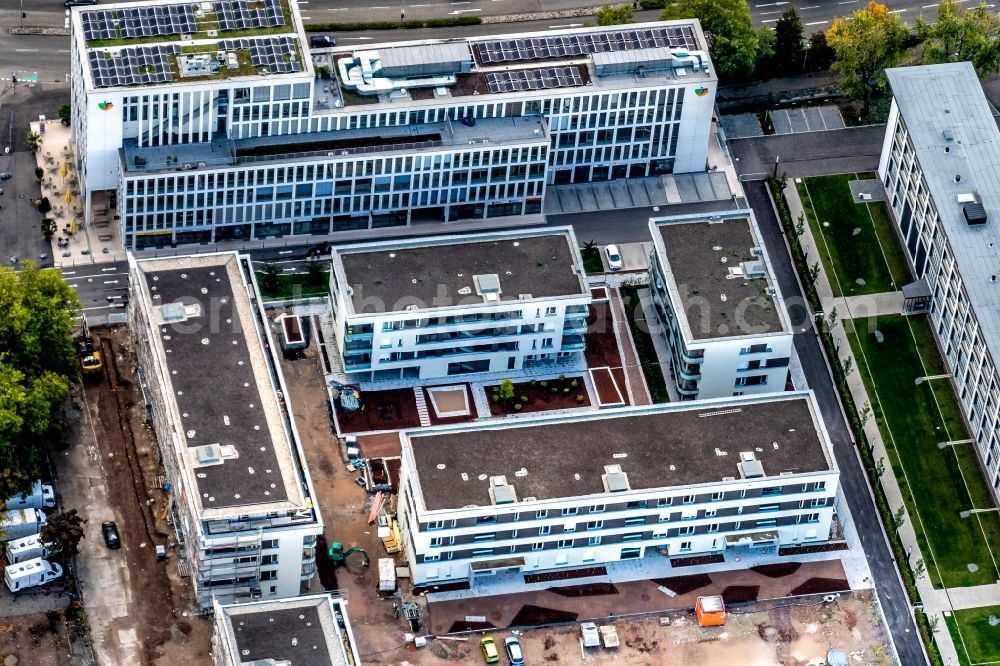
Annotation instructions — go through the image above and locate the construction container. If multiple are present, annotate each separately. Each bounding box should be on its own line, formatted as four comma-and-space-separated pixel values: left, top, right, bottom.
695, 595, 726, 627
599, 624, 619, 648
580, 622, 600, 648
377, 557, 397, 592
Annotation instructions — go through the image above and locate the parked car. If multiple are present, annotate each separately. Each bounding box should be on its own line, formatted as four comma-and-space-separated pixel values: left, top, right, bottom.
309, 35, 336, 48
480, 636, 499, 664
0, 173, 11, 181
604, 244, 624, 271
64, 0, 99, 7
101, 521, 121, 549
504, 636, 525, 665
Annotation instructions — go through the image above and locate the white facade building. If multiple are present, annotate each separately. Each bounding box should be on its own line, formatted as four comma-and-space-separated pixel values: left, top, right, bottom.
879, 63, 1000, 502
212, 593, 360, 666
329, 227, 591, 383
398, 392, 839, 587
129, 252, 322, 606
647, 211, 793, 400
70, 0, 717, 251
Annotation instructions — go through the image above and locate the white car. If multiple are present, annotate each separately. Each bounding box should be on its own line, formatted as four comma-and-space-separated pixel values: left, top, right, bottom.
604, 244, 624, 271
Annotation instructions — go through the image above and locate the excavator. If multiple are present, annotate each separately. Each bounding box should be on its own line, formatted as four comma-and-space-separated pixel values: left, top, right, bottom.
327, 541, 370, 568
76, 319, 103, 381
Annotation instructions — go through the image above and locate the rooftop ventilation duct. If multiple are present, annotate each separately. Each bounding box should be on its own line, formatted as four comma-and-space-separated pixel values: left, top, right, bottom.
602, 464, 630, 493
488, 476, 517, 505
474, 273, 502, 303
738, 452, 764, 479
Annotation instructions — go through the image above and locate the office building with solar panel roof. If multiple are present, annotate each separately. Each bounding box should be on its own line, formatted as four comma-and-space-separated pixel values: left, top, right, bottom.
70, 0, 717, 251
127, 251, 323, 607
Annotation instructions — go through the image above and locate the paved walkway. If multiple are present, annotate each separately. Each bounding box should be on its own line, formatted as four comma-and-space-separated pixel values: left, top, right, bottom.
637, 287, 680, 403
608, 286, 652, 406
785, 181, 980, 664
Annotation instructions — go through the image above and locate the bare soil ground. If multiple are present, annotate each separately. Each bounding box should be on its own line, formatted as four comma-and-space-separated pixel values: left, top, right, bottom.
487, 376, 590, 415
274, 329, 414, 663
0, 612, 74, 666
335, 388, 422, 433
376, 590, 890, 666
74, 326, 211, 666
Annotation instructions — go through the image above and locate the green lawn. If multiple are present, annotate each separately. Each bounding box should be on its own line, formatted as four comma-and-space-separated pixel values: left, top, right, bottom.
580, 245, 604, 274
845, 314, 1000, 588
797, 173, 911, 297
256, 271, 330, 300
620, 286, 669, 403
947, 606, 1000, 665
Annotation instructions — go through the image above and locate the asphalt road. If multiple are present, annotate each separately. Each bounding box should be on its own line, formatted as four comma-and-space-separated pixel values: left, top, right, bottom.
743, 179, 925, 665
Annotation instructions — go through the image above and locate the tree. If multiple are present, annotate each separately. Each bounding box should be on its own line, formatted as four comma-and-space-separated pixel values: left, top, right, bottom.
827, 1, 908, 119
38, 197, 51, 215
596, 3, 634, 26
808, 261, 821, 284
661, 0, 762, 79
305, 259, 326, 290
805, 31, 836, 72
58, 104, 72, 126
34, 166, 44, 180
774, 8, 805, 74
497, 378, 515, 402
0, 262, 80, 500
916, 1, 1000, 76
41, 217, 56, 238
41, 510, 87, 562
891, 505, 906, 531
260, 263, 280, 295
25, 131, 42, 151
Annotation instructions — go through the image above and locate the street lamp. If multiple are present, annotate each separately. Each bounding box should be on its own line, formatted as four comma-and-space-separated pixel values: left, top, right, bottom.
960, 507, 1000, 519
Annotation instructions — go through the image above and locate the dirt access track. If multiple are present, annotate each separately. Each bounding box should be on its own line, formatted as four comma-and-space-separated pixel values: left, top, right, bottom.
383, 590, 890, 666
65, 325, 211, 666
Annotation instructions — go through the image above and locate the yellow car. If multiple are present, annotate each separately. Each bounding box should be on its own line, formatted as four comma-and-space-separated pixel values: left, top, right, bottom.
480, 636, 499, 664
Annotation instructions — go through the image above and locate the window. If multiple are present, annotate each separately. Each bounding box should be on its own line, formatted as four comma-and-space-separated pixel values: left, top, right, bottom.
760, 504, 780, 512
682, 495, 695, 505
711, 492, 724, 501
589, 504, 605, 513
678, 525, 694, 536
545, 307, 557, 316
762, 487, 783, 496
740, 343, 771, 354
476, 515, 497, 525
532, 542, 544, 551
705, 509, 717, 518
679, 541, 692, 552
424, 554, 440, 562
707, 523, 719, 533
427, 520, 444, 531
806, 513, 820, 523
561, 507, 578, 516
536, 509, 548, 519
430, 537, 443, 548
563, 523, 576, 533
262, 539, 279, 549
472, 548, 494, 557
620, 547, 641, 559
474, 533, 496, 542
657, 497, 672, 507
626, 500, 647, 510
622, 532, 644, 542
539, 525, 551, 536
587, 520, 604, 530
557, 539, 573, 548
756, 519, 777, 528
810, 498, 827, 507
624, 517, 645, 526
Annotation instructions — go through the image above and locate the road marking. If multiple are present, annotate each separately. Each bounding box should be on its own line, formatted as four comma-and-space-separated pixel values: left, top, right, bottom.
371, 6, 389, 8
889, 7, 906, 12
837, 0, 858, 3
449, 7, 481, 12
805, 19, 829, 24
411, 3, 431, 5
762, 18, 779, 22
326, 7, 347, 10
754, 1, 788, 5
450, 1, 471, 4
63, 271, 76, 276
799, 4, 820, 8
104, 280, 119, 284
57, 49, 71, 53
101, 267, 117, 272
342, 36, 373, 39
760, 10, 784, 14
549, 23, 584, 28
16, 49, 39, 53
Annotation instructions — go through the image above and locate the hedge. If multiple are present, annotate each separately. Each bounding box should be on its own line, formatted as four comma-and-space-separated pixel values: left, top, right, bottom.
306, 17, 481, 32
767, 177, 943, 666
638, 0, 667, 8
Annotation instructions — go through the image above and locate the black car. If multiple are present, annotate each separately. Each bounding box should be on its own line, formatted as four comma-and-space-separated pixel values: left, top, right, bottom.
65, 0, 99, 6
102, 521, 121, 549
310, 35, 336, 48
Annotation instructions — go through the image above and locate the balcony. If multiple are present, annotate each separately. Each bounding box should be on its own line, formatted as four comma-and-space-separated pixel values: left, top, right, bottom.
562, 318, 587, 335
302, 547, 317, 565
301, 562, 317, 581
561, 334, 585, 351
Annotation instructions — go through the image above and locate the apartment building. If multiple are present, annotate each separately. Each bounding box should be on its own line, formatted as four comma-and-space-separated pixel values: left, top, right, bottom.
212, 593, 360, 666
128, 252, 322, 606
879, 62, 1000, 502
70, 0, 717, 251
398, 392, 839, 586
329, 227, 591, 383
647, 211, 793, 400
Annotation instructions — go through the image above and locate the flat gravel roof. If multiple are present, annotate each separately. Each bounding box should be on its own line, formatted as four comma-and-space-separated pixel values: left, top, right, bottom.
657, 217, 785, 340
337, 230, 586, 314
220, 596, 346, 666
409, 394, 830, 511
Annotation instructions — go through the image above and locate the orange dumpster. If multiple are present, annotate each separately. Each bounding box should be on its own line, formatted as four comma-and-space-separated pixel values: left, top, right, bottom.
695, 595, 726, 627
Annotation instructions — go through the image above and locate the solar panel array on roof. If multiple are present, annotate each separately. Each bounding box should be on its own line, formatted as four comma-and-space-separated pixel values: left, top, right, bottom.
81, 10, 117, 41
477, 27, 697, 64
485, 66, 583, 93
118, 5, 197, 39
88, 45, 179, 88
220, 37, 300, 73
215, 0, 285, 32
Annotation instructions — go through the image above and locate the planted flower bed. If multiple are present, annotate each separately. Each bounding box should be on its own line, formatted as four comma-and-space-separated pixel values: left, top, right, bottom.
487, 375, 590, 416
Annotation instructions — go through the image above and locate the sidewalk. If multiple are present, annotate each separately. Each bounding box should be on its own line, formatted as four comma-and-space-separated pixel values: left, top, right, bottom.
608, 285, 652, 406
785, 181, 965, 664
637, 287, 680, 402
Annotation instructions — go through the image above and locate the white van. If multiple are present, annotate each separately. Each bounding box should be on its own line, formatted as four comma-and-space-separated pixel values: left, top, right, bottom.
0, 509, 47, 541
5, 534, 52, 565
4, 558, 63, 592
4, 481, 56, 511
